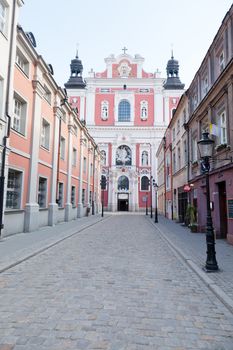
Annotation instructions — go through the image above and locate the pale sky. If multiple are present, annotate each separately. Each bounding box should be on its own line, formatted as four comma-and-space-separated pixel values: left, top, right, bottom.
19, 0, 233, 88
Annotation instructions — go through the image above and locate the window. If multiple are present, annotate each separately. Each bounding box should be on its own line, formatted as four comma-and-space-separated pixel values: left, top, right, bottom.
90, 163, 93, 176
89, 191, 92, 203
172, 127, 176, 141
101, 100, 109, 120
16, 48, 29, 76
82, 188, 85, 205
141, 151, 148, 166
72, 148, 77, 166
192, 137, 197, 162
171, 108, 176, 119
73, 125, 78, 136
173, 152, 176, 173
71, 186, 76, 207
60, 137, 65, 160
118, 100, 130, 122
83, 157, 87, 173
141, 176, 149, 191
177, 147, 181, 170
219, 51, 225, 72
202, 75, 208, 97
6, 169, 22, 209
38, 177, 47, 208
219, 110, 227, 144
43, 84, 51, 104
0, 0, 7, 35
101, 175, 107, 190
118, 175, 129, 191
140, 100, 148, 120
41, 118, 50, 150
57, 182, 63, 208
101, 150, 106, 165
13, 94, 27, 135
177, 120, 180, 134
183, 109, 186, 125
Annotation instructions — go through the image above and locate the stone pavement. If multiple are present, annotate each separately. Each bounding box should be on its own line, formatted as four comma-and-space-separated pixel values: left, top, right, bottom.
0, 214, 108, 273
0, 214, 233, 350
148, 215, 233, 313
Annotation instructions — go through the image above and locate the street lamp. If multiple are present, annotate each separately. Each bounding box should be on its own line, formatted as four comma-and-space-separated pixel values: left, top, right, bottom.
153, 179, 158, 223
150, 176, 153, 218
197, 132, 218, 271
100, 175, 106, 217
145, 193, 148, 215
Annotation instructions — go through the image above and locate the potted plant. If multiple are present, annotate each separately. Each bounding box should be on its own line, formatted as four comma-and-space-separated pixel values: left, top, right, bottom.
186, 204, 197, 232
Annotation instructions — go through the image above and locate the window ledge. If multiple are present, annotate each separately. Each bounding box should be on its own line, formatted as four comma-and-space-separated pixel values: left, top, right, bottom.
5, 209, 24, 214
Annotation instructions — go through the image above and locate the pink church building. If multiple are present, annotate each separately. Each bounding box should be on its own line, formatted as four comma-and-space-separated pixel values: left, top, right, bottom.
65, 50, 185, 212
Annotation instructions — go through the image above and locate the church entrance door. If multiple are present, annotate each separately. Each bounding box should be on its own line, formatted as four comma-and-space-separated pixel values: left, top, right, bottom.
117, 193, 129, 211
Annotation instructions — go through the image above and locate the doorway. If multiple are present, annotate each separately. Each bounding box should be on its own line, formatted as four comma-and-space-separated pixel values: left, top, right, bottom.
117, 193, 129, 211
118, 199, 129, 211
218, 181, 227, 239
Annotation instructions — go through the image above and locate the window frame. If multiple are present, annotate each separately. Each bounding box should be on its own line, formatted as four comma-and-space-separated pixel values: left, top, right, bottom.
118, 99, 131, 122
6, 168, 23, 210
40, 118, 50, 150
12, 92, 27, 136
38, 176, 47, 208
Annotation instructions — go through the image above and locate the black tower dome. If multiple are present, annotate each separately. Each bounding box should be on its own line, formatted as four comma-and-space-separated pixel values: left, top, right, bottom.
65, 51, 86, 89
163, 53, 185, 90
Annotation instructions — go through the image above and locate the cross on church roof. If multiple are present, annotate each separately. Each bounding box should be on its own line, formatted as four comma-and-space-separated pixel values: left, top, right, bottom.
122, 46, 128, 54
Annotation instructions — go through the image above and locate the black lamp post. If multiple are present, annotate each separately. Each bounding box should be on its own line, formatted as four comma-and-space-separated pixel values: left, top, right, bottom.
197, 132, 218, 271
100, 175, 106, 217
145, 193, 148, 215
153, 179, 158, 223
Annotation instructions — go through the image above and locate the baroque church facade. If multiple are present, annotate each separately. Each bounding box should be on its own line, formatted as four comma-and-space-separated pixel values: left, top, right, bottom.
65, 49, 184, 212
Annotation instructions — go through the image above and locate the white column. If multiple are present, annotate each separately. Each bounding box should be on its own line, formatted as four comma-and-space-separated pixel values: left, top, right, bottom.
87, 142, 92, 209
24, 79, 44, 232
48, 106, 61, 225
65, 122, 73, 221
77, 130, 84, 217
164, 95, 170, 125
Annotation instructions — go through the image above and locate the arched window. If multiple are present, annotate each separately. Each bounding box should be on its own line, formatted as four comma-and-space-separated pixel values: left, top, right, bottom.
141, 151, 148, 166
141, 176, 149, 191
101, 101, 109, 120
116, 145, 132, 165
140, 100, 148, 120
118, 100, 130, 122
100, 150, 106, 165
118, 175, 129, 191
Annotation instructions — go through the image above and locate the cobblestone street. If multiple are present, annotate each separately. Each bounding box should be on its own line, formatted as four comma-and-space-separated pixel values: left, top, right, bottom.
0, 214, 233, 350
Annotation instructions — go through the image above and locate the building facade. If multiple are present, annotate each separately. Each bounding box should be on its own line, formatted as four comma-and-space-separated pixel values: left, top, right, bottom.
157, 4, 233, 245
1, 25, 101, 237
65, 50, 184, 212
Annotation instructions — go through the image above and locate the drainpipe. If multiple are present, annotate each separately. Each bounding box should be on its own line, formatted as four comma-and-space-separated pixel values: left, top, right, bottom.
0, 0, 17, 237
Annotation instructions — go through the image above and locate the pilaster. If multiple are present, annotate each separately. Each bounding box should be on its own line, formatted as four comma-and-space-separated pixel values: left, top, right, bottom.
24, 79, 44, 232
77, 130, 84, 217
65, 121, 73, 221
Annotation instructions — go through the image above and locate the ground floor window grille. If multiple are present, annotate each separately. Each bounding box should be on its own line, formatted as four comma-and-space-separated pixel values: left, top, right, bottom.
71, 186, 76, 207
58, 182, 64, 208
6, 169, 22, 209
82, 189, 85, 205
38, 177, 47, 208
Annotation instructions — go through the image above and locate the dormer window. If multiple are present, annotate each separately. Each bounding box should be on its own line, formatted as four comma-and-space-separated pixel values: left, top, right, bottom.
101, 100, 109, 120
140, 101, 148, 120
